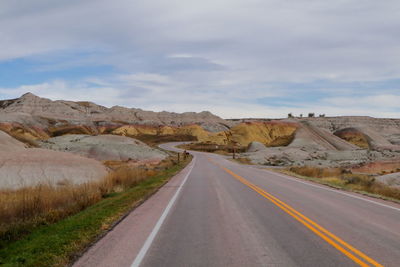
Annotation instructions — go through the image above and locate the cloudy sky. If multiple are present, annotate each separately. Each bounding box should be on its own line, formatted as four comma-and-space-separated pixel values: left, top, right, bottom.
0, 0, 399, 118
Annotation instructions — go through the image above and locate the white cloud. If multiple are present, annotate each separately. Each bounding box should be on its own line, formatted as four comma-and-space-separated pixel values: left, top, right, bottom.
323, 94, 400, 109
0, 0, 399, 118
1, 0, 400, 82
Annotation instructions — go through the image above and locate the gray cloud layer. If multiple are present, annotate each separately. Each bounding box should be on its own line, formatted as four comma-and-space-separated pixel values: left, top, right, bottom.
1, 0, 399, 117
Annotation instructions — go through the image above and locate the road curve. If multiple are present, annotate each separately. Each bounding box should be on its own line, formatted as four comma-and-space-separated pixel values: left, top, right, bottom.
74, 142, 400, 267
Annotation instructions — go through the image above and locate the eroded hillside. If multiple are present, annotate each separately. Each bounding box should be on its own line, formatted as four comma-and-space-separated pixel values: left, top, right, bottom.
1, 93, 400, 189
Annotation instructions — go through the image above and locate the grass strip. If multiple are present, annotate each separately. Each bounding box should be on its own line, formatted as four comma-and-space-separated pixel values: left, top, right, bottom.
0, 157, 191, 267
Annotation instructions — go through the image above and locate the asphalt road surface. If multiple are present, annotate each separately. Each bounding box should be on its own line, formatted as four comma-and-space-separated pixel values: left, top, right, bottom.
74, 142, 400, 267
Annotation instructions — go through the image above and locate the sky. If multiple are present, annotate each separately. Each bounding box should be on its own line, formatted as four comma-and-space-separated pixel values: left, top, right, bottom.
0, 0, 399, 118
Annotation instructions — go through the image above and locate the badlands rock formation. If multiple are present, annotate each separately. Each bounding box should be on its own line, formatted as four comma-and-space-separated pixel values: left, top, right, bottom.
1, 93, 400, 188
377, 172, 400, 188
246, 141, 268, 153
39, 134, 168, 162
0, 93, 229, 130
0, 93, 232, 145
228, 121, 297, 147
111, 124, 228, 145
241, 118, 400, 169
111, 121, 297, 147
0, 129, 26, 152
298, 117, 400, 151
0, 131, 108, 189
334, 128, 370, 149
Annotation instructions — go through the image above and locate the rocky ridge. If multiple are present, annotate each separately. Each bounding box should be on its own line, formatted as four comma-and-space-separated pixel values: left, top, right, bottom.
0, 93, 230, 131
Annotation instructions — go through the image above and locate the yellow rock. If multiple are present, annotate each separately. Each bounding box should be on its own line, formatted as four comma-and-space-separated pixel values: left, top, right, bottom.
0, 123, 50, 147
112, 125, 140, 136
229, 121, 298, 146
158, 126, 175, 135
111, 121, 298, 147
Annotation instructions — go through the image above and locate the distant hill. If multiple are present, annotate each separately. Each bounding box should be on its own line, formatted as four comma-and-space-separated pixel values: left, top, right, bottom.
0, 92, 230, 132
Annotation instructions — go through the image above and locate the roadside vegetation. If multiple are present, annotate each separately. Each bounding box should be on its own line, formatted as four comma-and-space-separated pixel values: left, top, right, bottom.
0, 154, 192, 267
280, 166, 400, 201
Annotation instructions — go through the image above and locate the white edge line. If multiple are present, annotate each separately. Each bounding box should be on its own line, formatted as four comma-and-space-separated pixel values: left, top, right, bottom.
131, 158, 196, 267
257, 167, 400, 212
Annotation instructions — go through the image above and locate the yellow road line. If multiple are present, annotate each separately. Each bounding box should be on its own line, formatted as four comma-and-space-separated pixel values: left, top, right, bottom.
246, 177, 382, 267
208, 159, 382, 267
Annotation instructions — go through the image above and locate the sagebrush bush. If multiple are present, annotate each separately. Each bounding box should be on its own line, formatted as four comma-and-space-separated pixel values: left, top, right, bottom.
342, 174, 375, 187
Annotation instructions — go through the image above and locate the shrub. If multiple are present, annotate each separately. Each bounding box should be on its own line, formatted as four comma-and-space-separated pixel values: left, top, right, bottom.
342, 174, 375, 187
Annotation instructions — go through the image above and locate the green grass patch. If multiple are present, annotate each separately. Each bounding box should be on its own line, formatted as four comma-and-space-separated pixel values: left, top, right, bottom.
0, 157, 191, 267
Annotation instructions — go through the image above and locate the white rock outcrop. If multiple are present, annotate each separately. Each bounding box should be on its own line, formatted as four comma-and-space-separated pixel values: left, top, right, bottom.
39, 134, 168, 162
0, 131, 108, 189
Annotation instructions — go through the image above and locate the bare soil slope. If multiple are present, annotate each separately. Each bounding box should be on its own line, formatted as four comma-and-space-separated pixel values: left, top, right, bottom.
0, 131, 107, 189
39, 134, 168, 162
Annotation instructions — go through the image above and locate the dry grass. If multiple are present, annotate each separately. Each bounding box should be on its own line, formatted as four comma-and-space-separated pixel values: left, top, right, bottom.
286, 166, 400, 201
368, 182, 400, 200
288, 166, 344, 178
0, 157, 178, 243
320, 177, 346, 187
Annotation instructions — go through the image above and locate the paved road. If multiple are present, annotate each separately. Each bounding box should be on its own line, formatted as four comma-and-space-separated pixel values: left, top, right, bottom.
74, 143, 400, 267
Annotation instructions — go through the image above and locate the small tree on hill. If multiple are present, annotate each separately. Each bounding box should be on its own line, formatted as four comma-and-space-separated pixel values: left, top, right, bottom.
288, 113, 293, 118
308, 113, 315, 118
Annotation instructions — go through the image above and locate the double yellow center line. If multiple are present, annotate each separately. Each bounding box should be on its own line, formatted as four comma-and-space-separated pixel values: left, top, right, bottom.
209, 159, 382, 267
